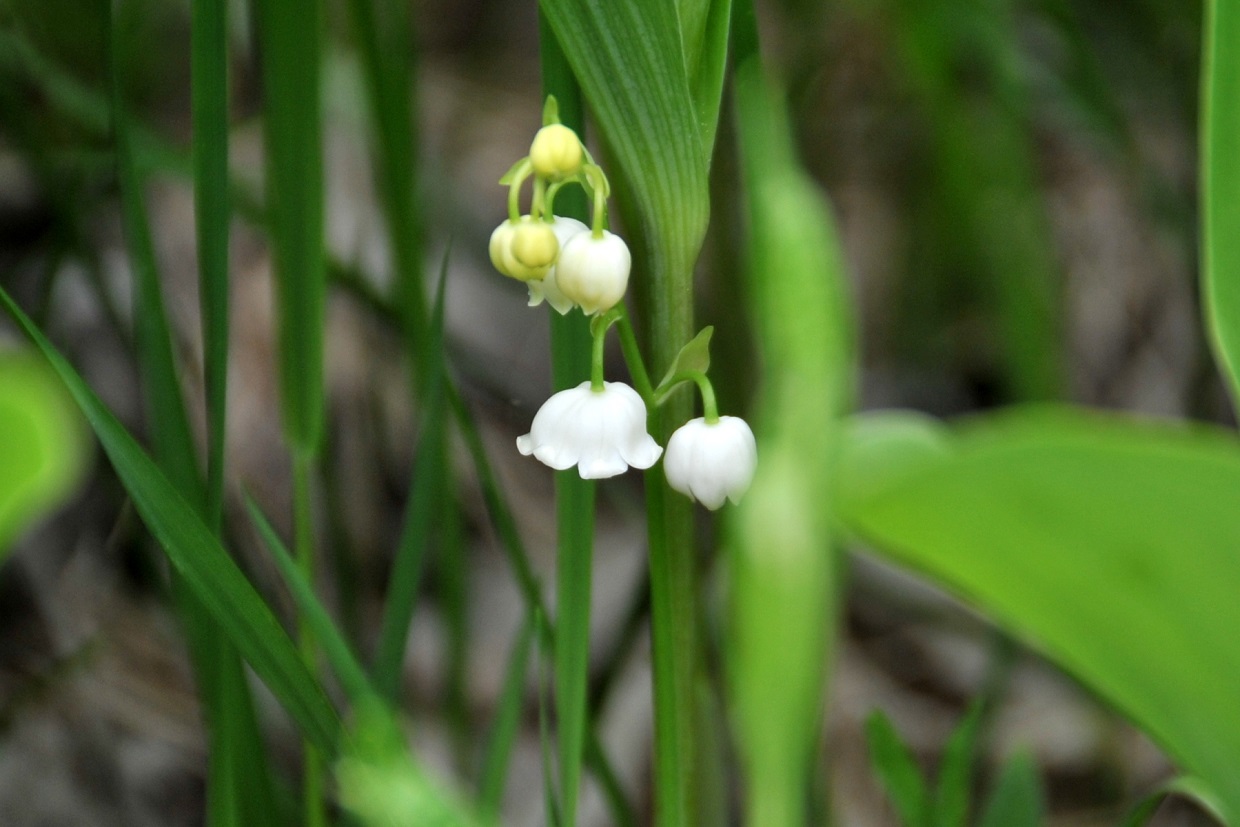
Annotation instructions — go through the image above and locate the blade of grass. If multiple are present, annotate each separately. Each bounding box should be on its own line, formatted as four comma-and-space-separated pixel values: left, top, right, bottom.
1202, 0, 1240, 402
441, 492, 471, 770
253, 0, 327, 817
0, 287, 343, 755
865, 712, 931, 827
254, 0, 325, 457
347, 0, 426, 354
538, 21, 596, 827
246, 495, 372, 703
111, 6, 277, 823
371, 252, 450, 700
191, 0, 231, 532
478, 612, 536, 818
189, 4, 279, 824
933, 703, 984, 827
975, 751, 1042, 827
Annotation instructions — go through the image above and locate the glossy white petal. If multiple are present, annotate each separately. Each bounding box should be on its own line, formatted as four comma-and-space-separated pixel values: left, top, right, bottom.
663, 416, 757, 510
555, 231, 631, 315
527, 217, 588, 315
517, 381, 662, 479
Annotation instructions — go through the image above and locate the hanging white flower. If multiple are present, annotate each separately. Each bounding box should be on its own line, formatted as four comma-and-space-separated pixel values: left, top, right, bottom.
517, 381, 662, 479
663, 416, 757, 509
527, 216, 589, 315
554, 230, 631, 315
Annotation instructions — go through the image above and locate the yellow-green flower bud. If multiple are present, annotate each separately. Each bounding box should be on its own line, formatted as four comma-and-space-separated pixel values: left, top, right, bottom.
529, 124, 584, 179
490, 217, 554, 282
511, 220, 559, 272
489, 220, 518, 277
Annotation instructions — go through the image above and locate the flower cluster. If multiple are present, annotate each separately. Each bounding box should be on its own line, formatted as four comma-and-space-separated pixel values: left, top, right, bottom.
489, 120, 631, 318
491, 101, 757, 509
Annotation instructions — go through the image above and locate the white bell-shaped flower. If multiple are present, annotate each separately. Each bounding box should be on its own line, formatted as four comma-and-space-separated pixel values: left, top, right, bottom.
555, 230, 631, 315
517, 381, 663, 479
663, 416, 757, 509
527, 216, 588, 315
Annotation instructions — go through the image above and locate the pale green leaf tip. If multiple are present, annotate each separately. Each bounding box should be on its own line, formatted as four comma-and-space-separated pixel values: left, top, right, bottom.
543, 95, 560, 126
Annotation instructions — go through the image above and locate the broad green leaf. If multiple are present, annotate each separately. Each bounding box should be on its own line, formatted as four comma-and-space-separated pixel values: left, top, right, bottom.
837, 411, 952, 510
0, 352, 88, 553
0, 287, 342, 756
1202, 0, 1240, 402
864, 711, 931, 827
839, 407, 1240, 821
976, 751, 1042, 827
656, 326, 714, 391
678, 0, 732, 160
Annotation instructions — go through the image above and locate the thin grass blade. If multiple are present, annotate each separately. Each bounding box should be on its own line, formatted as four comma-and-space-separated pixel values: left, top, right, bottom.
191, 0, 231, 530
864, 711, 931, 827
254, 0, 325, 457
246, 495, 373, 704
478, 612, 536, 818
347, 0, 425, 353
975, 751, 1042, 827
112, 7, 276, 822
1202, 0, 1240, 401
932, 703, 983, 827
0, 287, 342, 755
371, 252, 450, 700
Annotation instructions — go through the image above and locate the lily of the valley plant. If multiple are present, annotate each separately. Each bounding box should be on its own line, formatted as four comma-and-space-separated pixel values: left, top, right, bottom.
491, 100, 756, 504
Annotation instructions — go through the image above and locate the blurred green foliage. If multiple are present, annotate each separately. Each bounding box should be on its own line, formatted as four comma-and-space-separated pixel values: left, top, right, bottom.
0, 351, 88, 554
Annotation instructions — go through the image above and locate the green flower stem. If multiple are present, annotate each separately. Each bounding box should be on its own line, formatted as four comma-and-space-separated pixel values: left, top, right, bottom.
592, 199, 607, 238
546, 181, 564, 217
533, 176, 548, 221
591, 315, 608, 391
614, 306, 655, 402
508, 160, 532, 221
655, 370, 719, 423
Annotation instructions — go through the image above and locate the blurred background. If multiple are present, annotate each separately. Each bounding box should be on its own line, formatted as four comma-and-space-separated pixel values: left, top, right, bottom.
0, 0, 1226, 824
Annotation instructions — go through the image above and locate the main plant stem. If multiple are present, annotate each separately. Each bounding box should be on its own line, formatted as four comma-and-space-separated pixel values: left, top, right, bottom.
642, 250, 700, 827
